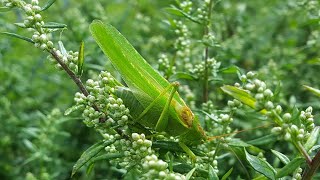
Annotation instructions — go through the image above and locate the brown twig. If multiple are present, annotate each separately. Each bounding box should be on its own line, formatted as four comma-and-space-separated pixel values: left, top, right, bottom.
48, 49, 105, 122
302, 150, 320, 180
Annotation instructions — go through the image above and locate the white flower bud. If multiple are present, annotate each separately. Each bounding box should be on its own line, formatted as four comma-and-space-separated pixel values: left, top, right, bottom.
34, 14, 42, 21
255, 93, 264, 100
40, 44, 47, 50
240, 75, 247, 81
245, 83, 255, 91
31, 0, 39, 5
265, 101, 274, 110
275, 105, 282, 114
306, 106, 313, 113
246, 71, 255, 79
271, 127, 282, 134
283, 113, 292, 122
263, 89, 273, 97
39, 34, 47, 42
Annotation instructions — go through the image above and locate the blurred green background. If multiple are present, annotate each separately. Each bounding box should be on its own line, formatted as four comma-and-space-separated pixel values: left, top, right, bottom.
1, 0, 319, 179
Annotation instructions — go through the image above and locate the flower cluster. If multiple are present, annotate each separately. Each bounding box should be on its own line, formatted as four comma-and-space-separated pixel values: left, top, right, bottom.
141, 155, 186, 180
236, 71, 315, 143
178, 0, 193, 14
158, 53, 175, 78
72, 71, 130, 135
189, 58, 220, 79
4, 0, 55, 51
196, 0, 212, 22
48, 49, 79, 72
173, 20, 191, 59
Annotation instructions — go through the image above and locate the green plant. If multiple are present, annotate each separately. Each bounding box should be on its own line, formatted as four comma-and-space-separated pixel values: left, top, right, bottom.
1, 0, 320, 179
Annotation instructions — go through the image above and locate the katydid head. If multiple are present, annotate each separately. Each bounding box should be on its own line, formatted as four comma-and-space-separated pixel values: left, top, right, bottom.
180, 106, 194, 128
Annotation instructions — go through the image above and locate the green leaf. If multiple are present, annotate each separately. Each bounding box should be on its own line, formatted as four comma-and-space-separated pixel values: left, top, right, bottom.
87, 153, 124, 165
64, 105, 81, 115
304, 126, 320, 152
58, 41, 67, 56
14, 23, 26, 28
271, 149, 290, 164
86, 163, 95, 175
303, 85, 320, 97
221, 168, 233, 180
77, 41, 85, 76
0, 7, 11, 12
221, 85, 256, 109
163, 7, 201, 24
169, 72, 197, 81
219, 65, 241, 74
245, 149, 276, 180
71, 140, 113, 177
186, 168, 196, 180
163, 7, 185, 17
43, 22, 67, 28
1, 32, 34, 44
276, 157, 305, 178
228, 138, 251, 147
247, 134, 277, 146
39, 0, 56, 12
23, 139, 37, 151
208, 165, 219, 180
152, 141, 205, 156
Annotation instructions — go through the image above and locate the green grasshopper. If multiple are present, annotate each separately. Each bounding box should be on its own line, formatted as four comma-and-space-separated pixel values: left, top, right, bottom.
89, 20, 206, 147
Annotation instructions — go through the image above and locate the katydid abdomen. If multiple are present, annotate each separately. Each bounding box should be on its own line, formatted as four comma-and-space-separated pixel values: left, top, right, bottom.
115, 86, 206, 145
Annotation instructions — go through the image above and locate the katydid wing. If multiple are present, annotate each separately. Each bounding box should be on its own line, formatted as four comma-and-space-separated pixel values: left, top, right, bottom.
89, 20, 206, 145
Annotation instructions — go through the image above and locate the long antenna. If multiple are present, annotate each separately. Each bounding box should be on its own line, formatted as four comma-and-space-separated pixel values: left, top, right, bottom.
207, 123, 273, 141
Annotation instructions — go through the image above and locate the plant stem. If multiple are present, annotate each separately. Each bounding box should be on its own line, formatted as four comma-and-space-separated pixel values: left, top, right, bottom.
49, 50, 89, 96
302, 150, 320, 180
296, 142, 312, 166
202, 0, 214, 102
49, 49, 105, 122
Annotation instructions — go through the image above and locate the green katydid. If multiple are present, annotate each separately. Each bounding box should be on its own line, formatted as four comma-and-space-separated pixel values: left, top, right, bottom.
89, 20, 207, 146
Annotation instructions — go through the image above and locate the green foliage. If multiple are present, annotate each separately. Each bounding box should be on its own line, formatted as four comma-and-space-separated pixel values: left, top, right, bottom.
1, 0, 320, 179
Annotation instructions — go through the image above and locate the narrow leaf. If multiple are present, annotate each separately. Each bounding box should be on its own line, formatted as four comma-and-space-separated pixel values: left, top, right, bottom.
169, 72, 197, 81
152, 141, 205, 156
77, 41, 84, 76
245, 149, 276, 180
1, 32, 34, 44
219, 65, 240, 74
23, 139, 36, 151
186, 168, 196, 180
39, 0, 56, 12
14, 23, 26, 28
0, 7, 11, 12
247, 134, 277, 146
64, 105, 81, 115
58, 41, 67, 56
271, 149, 290, 164
304, 126, 320, 152
228, 138, 251, 147
221, 168, 233, 180
276, 157, 305, 178
173, 163, 208, 177
208, 165, 219, 180
86, 163, 95, 175
71, 140, 113, 177
163, 7, 201, 24
303, 85, 320, 97
221, 85, 256, 109
43, 22, 67, 28
87, 153, 124, 165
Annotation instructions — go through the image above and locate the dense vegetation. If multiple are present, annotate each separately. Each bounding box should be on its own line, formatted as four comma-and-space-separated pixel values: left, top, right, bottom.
1, 0, 320, 179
